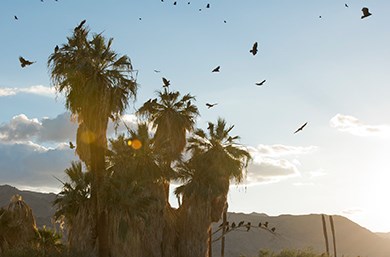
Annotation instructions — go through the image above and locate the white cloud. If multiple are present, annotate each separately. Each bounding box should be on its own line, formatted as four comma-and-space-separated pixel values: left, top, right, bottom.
330, 114, 390, 138
0, 85, 55, 97
244, 144, 318, 185
0, 141, 78, 189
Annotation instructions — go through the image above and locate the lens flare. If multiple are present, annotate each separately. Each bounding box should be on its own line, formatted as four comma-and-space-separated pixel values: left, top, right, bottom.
127, 139, 142, 150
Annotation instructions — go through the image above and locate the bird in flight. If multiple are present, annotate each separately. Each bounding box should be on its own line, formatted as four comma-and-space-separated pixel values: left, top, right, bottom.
345, 3, 348, 8
19, 56, 35, 67
154, 69, 161, 73
250, 42, 258, 56
206, 103, 218, 109
69, 142, 75, 149
361, 7, 372, 19
212, 66, 220, 72
206, 3, 210, 8
256, 80, 266, 86
74, 19, 86, 31
14, 15, 18, 20
162, 77, 170, 87
173, 1, 177, 5
294, 122, 308, 134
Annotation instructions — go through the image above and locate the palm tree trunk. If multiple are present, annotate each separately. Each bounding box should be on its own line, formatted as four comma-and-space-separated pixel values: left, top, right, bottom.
321, 214, 329, 256
329, 215, 337, 257
208, 227, 212, 257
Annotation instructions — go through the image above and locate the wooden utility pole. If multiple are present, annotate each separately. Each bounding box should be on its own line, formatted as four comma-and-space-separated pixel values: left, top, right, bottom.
220, 204, 228, 257
208, 227, 212, 257
321, 214, 329, 256
329, 215, 337, 257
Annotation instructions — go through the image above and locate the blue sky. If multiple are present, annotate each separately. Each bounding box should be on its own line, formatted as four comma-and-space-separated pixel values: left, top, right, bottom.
1, 0, 390, 232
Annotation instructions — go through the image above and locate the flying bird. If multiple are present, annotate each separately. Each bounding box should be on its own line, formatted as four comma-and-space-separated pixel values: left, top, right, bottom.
162, 77, 170, 87
224, 20, 227, 23
361, 7, 372, 19
206, 103, 217, 108
74, 19, 86, 31
256, 80, 266, 86
14, 15, 18, 20
69, 142, 75, 149
154, 69, 161, 73
212, 66, 220, 72
294, 122, 308, 134
345, 3, 348, 8
173, 1, 177, 5
250, 42, 258, 56
206, 3, 210, 8
19, 56, 35, 67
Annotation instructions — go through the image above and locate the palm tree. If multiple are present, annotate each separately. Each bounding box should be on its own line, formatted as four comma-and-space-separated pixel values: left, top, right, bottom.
48, 24, 138, 257
175, 118, 251, 257
137, 88, 199, 199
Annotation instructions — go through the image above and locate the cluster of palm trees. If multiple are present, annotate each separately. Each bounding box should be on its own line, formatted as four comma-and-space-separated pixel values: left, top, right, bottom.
50, 23, 251, 257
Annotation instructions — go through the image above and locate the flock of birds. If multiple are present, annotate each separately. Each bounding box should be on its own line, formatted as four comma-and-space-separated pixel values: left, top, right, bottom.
14, 2, 373, 137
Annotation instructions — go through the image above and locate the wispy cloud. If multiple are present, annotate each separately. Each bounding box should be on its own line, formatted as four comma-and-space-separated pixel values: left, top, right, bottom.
330, 114, 390, 138
245, 144, 318, 185
0, 85, 55, 97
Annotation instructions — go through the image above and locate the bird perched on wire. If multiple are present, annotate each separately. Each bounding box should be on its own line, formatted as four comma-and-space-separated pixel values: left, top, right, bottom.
162, 77, 170, 87
245, 222, 251, 231
206, 103, 217, 109
294, 122, 308, 134
212, 66, 220, 72
19, 56, 35, 67
361, 7, 372, 19
271, 227, 276, 232
231, 222, 236, 229
238, 221, 244, 227
250, 42, 258, 56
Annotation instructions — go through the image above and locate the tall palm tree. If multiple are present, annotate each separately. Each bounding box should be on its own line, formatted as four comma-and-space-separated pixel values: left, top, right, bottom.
175, 118, 251, 257
48, 24, 138, 257
137, 88, 199, 199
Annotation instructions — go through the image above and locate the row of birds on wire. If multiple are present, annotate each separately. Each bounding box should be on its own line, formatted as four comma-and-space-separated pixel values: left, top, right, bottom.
212, 220, 277, 242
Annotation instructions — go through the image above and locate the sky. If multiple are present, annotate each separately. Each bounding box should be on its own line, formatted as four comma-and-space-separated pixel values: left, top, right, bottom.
1, 0, 390, 233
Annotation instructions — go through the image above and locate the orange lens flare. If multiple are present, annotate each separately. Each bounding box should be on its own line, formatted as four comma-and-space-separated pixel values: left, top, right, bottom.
127, 139, 142, 150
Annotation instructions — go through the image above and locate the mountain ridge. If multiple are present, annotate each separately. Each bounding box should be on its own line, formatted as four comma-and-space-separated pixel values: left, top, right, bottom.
1, 184, 389, 257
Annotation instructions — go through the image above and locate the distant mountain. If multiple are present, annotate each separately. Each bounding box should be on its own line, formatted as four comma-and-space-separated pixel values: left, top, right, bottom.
0, 184, 56, 228
211, 212, 390, 257
1, 185, 390, 257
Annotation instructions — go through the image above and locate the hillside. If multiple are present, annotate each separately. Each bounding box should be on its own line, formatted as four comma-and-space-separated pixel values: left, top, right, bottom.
211, 212, 390, 257
0, 184, 56, 228
1, 184, 390, 257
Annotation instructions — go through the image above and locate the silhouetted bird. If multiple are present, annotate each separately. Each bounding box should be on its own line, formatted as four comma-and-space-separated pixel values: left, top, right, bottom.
188, 2, 190, 4
246, 222, 251, 231
264, 221, 268, 228
294, 122, 308, 134
250, 42, 258, 56
14, 15, 18, 20
54, 45, 59, 52
231, 222, 236, 228
224, 20, 227, 23
139, 17, 142, 20
258, 222, 262, 227
75, 20, 86, 31
162, 77, 170, 87
361, 7, 372, 19
206, 3, 210, 8
212, 66, 220, 72
153, 69, 161, 73
238, 221, 244, 227
226, 226, 229, 232
256, 80, 266, 86
271, 227, 276, 232
173, 1, 177, 5
19, 56, 35, 67
319, 15, 322, 18
69, 142, 75, 149
206, 103, 217, 108
345, 3, 348, 8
